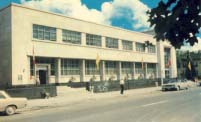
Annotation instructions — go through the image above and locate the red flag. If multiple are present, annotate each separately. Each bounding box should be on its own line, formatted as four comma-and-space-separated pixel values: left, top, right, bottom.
166, 57, 171, 68
32, 45, 35, 65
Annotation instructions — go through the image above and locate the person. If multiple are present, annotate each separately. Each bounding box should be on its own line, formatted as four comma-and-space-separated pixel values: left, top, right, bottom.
120, 78, 125, 94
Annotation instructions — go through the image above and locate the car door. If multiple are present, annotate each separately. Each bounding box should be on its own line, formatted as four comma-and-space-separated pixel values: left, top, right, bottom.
0, 92, 7, 111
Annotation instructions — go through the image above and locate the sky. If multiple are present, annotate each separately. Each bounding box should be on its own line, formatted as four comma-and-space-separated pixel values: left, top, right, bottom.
0, 0, 200, 51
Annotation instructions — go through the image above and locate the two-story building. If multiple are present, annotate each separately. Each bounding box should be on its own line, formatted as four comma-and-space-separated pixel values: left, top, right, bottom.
0, 3, 177, 87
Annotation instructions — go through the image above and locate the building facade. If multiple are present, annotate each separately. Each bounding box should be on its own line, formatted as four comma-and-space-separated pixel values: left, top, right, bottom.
0, 4, 177, 87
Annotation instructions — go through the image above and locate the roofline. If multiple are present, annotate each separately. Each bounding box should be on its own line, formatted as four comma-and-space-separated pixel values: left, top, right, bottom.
2, 3, 154, 38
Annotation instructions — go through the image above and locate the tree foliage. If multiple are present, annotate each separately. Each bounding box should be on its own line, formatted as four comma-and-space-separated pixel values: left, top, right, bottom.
147, 0, 201, 49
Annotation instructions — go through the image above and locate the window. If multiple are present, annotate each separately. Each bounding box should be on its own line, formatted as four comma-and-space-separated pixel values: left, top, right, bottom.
61, 59, 80, 75
105, 61, 117, 75
136, 42, 145, 52
30, 57, 55, 76
62, 29, 81, 44
106, 37, 118, 49
122, 40, 133, 50
121, 62, 132, 75
148, 45, 156, 53
33, 24, 56, 41
86, 34, 102, 47
0, 93, 5, 99
135, 63, 144, 74
147, 63, 156, 74
85, 60, 99, 75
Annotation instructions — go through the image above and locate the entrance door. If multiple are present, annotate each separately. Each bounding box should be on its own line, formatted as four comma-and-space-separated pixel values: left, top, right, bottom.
39, 70, 47, 84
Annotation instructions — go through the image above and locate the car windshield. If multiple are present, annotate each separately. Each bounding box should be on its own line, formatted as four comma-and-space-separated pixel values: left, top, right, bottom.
167, 79, 177, 83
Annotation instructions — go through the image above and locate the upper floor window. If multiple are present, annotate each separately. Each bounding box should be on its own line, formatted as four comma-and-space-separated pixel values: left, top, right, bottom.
86, 34, 102, 47
33, 24, 56, 41
122, 40, 133, 50
148, 45, 156, 53
106, 37, 118, 49
62, 29, 81, 44
136, 42, 145, 52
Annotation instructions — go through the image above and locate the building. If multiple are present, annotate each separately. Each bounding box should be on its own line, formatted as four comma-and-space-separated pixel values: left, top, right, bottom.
0, 4, 177, 88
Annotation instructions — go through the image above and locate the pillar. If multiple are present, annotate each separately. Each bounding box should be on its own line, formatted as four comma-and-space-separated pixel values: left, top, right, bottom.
117, 61, 122, 80
80, 60, 85, 82
100, 61, 105, 81
132, 62, 135, 79
56, 58, 61, 84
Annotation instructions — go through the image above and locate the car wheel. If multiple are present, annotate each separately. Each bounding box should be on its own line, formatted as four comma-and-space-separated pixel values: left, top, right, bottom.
5, 106, 16, 116
176, 86, 180, 91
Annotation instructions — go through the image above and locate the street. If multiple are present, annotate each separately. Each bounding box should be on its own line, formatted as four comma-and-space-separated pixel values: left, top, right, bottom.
1, 87, 201, 122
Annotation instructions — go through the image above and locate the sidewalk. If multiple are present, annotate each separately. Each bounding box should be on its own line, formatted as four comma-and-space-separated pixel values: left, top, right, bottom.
19, 87, 162, 112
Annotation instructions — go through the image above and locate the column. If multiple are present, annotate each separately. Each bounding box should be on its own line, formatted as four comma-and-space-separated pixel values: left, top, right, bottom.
171, 47, 177, 78
57, 29, 62, 43
156, 63, 159, 78
100, 61, 105, 81
145, 63, 148, 79
132, 62, 135, 79
81, 33, 86, 46
56, 58, 61, 84
27, 57, 31, 83
117, 61, 122, 80
80, 60, 85, 82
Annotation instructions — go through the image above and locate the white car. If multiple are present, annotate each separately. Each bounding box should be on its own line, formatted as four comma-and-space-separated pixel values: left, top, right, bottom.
162, 79, 189, 91
0, 90, 27, 115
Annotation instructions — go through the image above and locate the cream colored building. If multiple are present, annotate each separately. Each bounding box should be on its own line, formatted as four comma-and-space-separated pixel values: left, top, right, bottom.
0, 4, 177, 87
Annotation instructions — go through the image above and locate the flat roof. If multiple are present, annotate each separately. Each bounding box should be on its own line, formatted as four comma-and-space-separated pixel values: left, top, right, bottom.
0, 3, 154, 38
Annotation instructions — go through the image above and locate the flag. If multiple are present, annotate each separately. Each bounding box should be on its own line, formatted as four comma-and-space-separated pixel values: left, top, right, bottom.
30, 44, 36, 80
188, 61, 191, 71
141, 57, 144, 70
32, 45, 35, 65
166, 57, 171, 68
96, 53, 100, 70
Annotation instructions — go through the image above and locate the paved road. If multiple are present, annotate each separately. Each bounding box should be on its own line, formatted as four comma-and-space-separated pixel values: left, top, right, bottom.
1, 87, 201, 122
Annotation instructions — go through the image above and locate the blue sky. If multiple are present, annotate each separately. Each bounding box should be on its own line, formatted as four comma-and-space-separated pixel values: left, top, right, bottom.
0, 0, 162, 32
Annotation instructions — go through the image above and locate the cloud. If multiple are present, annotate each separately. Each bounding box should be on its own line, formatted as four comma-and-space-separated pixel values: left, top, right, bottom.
180, 38, 201, 51
20, 0, 110, 25
20, 0, 150, 31
102, 0, 150, 30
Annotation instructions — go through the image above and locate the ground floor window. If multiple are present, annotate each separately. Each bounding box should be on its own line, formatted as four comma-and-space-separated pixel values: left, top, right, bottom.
61, 59, 80, 75
85, 60, 99, 75
105, 61, 117, 75
135, 63, 144, 74
165, 70, 170, 78
147, 63, 156, 74
121, 62, 132, 75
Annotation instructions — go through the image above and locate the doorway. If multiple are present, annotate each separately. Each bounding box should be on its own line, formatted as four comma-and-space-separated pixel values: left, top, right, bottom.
36, 64, 50, 85
39, 70, 47, 84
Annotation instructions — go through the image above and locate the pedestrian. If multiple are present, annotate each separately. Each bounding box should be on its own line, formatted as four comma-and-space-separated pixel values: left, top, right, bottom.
120, 78, 125, 94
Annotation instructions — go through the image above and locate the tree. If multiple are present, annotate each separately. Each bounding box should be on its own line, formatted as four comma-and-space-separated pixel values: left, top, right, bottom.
147, 0, 201, 49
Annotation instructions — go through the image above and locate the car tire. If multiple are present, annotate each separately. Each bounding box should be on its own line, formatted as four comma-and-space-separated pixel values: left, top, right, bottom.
5, 106, 16, 116
176, 86, 180, 91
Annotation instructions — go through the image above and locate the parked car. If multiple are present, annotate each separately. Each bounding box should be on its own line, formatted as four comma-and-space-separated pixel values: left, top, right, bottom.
162, 79, 189, 91
0, 90, 27, 115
